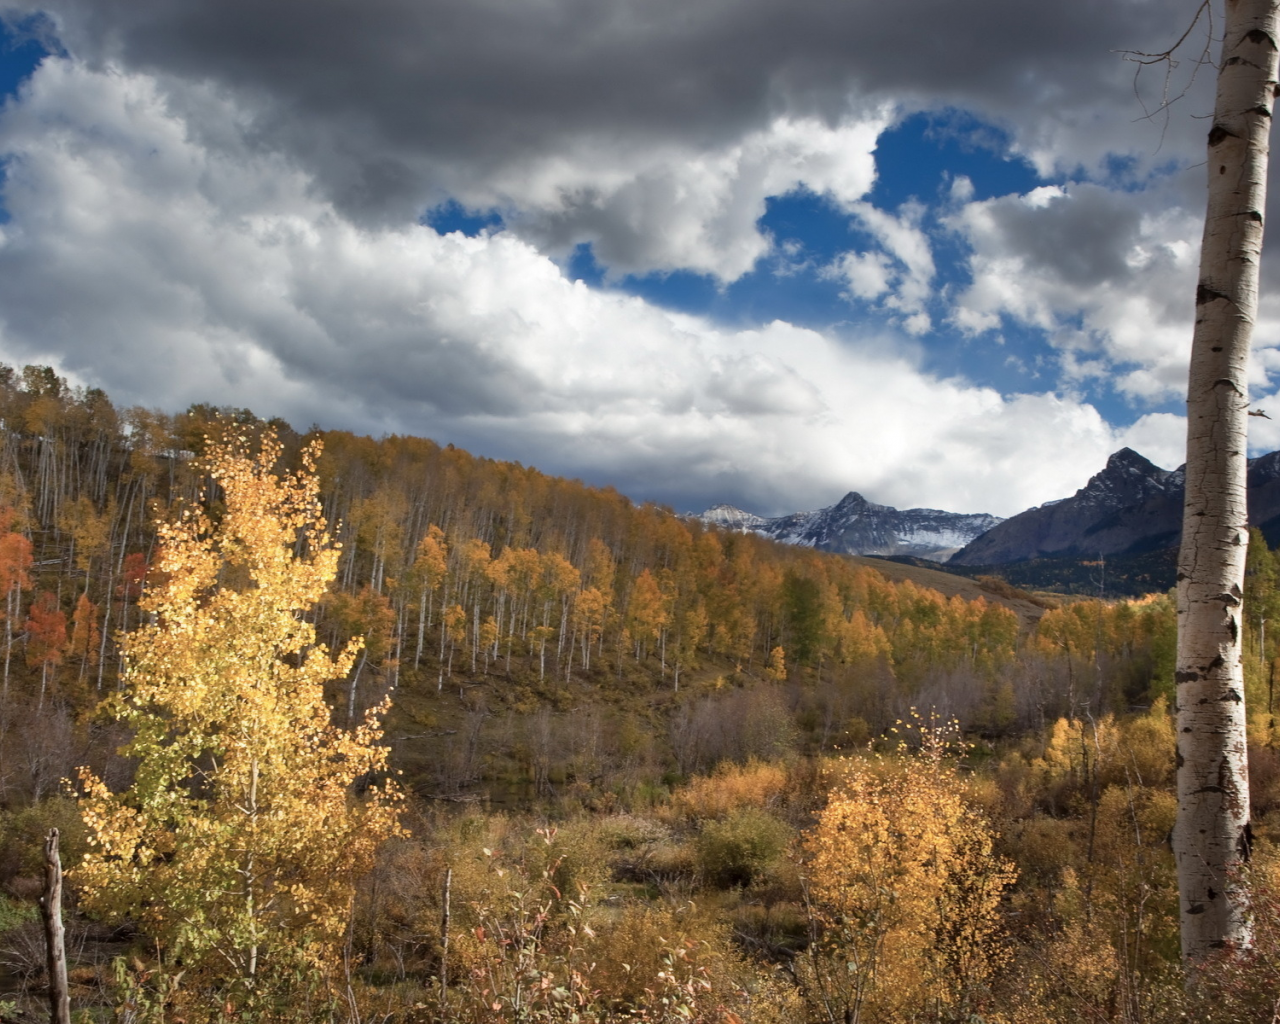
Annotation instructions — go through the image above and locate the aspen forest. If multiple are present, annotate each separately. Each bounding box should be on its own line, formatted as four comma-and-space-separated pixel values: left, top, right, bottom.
0, 364, 1277, 1022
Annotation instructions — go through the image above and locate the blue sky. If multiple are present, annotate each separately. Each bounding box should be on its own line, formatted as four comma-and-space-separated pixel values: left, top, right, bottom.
0, 0, 1270, 518
0, 14, 46, 222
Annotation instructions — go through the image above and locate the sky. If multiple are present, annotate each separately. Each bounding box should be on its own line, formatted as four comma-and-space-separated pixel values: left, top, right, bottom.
0, 0, 1276, 518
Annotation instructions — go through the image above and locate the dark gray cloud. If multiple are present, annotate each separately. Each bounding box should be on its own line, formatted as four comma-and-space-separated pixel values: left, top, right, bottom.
9, 0, 1211, 228
968, 184, 1145, 289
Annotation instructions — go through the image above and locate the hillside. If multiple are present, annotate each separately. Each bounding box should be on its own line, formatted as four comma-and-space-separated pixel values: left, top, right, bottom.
0, 362, 1188, 810
848, 555, 1051, 628
0, 365, 1271, 1024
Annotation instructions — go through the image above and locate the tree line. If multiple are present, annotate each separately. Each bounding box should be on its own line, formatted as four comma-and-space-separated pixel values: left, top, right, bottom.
0, 364, 1218, 807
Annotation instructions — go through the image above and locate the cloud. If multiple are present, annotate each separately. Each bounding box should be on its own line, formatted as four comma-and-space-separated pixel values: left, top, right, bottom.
5, 0, 1216, 281
829, 200, 936, 334
0, 57, 1144, 518
506, 114, 886, 280
946, 182, 1211, 401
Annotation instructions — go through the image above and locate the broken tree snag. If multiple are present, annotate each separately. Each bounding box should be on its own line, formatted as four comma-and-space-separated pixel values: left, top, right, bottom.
38, 828, 71, 1024
1175, 0, 1280, 966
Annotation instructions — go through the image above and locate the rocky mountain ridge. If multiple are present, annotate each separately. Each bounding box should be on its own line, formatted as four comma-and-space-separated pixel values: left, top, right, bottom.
950, 447, 1280, 565
694, 492, 1002, 561
697, 446, 1280, 576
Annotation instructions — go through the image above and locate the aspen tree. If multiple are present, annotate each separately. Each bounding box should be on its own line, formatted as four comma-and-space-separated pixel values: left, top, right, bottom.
76, 433, 402, 1018
24, 592, 66, 712
68, 592, 99, 685
801, 718, 1014, 1022
0, 513, 33, 706
625, 568, 667, 661
1175, 0, 1280, 963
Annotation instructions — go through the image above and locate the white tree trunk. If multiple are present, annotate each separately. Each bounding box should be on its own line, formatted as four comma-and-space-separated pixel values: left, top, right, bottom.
1175, 0, 1280, 963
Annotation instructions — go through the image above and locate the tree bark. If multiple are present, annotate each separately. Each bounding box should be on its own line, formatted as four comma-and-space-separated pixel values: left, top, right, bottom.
1175, 0, 1280, 964
39, 828, 71, 1024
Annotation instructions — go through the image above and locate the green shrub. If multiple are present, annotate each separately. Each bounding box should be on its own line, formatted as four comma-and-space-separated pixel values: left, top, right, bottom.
0, 796, 88, 885
0, 894, 36, 932
695, 806, 792, 888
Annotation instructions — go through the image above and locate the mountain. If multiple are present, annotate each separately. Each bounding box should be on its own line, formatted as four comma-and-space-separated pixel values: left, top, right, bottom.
695, 492, 1002, 561
950, 447, 1280, 566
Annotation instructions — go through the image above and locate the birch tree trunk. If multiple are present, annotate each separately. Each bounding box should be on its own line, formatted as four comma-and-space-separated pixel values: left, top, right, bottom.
1175, 0, 1280, 963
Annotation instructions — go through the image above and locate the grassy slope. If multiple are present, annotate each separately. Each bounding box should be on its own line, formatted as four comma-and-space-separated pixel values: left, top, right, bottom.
848, 555, 1049, 630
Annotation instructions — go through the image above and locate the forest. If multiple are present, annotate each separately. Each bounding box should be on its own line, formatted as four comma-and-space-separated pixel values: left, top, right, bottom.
0, 364, 1277, 1022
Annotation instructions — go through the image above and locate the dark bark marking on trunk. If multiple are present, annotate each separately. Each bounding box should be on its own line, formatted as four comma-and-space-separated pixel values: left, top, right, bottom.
1198, 283, 1232, 304
1238, 822, 1254, 860
1208, 124, 1235, 146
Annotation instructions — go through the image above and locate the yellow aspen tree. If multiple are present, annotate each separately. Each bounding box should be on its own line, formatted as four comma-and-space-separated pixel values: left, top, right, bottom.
455, 537, 491, 673
350, 485, 406, 593
535, 551, 579, 679
410, 524, 448, 668
841, 610, 891, 667
572, 586, 609, 671
625, 568, 667, 661
58, 494, 113, 577
323, 584, 395, 721
479, 613, 499, 667
671, 599, 707, 693
76, 433, 402, 1020
582, 536, 615, 594
443, 602, 467, 680
766, 645, 786, 681
801, 719, 1015, 1023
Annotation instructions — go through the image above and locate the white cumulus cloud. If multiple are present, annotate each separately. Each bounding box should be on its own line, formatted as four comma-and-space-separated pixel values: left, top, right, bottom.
0, 57, 1153, 517
945, 182, 1221, 401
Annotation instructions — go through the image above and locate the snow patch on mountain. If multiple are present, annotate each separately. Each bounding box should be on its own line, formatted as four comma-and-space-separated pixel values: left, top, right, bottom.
692, 492, 1002, 561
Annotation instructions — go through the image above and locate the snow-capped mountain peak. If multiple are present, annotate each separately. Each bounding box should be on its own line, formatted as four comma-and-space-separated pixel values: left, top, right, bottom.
692, 493, 1002, 561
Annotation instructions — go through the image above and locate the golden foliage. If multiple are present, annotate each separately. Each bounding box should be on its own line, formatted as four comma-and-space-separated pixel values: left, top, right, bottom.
76, 432, 403, 1020
670, 759, 790, 820
800, 720, 1016, 1023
